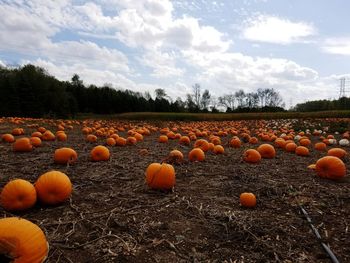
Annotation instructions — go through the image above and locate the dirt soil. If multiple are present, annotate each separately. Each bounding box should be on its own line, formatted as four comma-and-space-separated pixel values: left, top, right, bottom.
0, 119, 349, 263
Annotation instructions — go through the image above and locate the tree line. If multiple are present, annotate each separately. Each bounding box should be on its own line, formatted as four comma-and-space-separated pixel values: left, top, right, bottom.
0, 64, 287, 118
294, 97, 350, 112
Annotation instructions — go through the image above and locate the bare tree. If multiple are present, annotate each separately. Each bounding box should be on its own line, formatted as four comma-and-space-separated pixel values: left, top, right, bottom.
218, 93, 236, 111
192, 83, 201, 108
200, 89, 211, 110
235, 89, 246, 108
245, 92, 259, 108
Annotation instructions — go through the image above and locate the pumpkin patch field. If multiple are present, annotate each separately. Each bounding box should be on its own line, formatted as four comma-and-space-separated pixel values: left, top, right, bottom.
0, 117, 349, 262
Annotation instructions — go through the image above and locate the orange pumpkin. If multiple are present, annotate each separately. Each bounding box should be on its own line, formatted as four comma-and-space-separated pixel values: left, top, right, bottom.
314, 142, 327, 151
30, 137, 42, 147
229, 138, 241, 148
126, 136, 137, 145
299, 138, 311, 147
13, 138, 33, 152
56, 132, 67, 141
179, 136, 190, 145
106, 137, 116, 146
0, 217, 48, 263
327, 148, 347, 159
285, 142, 297, 152
86, 134, 97, 143
168, 150, 184, 164
249, 137, 258, 144
243, 149, 261, 164
35, 170, 72, 205
54, 147, 78, 164
213, 145, 225, 154
240, 192, 257, 208
257, 144, 276, 158
194, 139, 210, 152
158, 135, 168, 143
0, 179, 37, 211
188, 148, 205, 162
91, 145, 110, 161
315, 156, 346, 179
41, 130, 55, 141
295, 146, 309, 156
116, 137, 127, 146
145, 163, 175, 190
1, 134, 15, 143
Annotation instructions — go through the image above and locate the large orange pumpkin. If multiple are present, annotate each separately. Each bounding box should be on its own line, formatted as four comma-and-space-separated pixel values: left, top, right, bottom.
54, 147, 78, 164
243, 149, 261, 164
145, 163, 175, 190
35, 170, 72, 205
13, 138, 33, 152
0, 179, 37, 211
327, 148, 347, 159
315, 156, 346, 179
257, 144, 276, 158
0, 217, 48, 263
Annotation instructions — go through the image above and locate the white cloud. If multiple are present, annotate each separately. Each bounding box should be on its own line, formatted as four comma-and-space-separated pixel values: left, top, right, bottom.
322, 38, 350, 55
242, 15, 316, 44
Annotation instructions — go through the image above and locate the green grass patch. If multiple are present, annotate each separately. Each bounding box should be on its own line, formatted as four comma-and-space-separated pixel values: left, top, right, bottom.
110, 111, 350, 121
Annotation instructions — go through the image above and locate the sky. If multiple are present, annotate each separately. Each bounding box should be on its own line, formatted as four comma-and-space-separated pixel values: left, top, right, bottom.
1, 0, 350, 107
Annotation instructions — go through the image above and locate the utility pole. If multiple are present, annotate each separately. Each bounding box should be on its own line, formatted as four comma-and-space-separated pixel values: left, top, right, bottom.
339, 77, 349, 98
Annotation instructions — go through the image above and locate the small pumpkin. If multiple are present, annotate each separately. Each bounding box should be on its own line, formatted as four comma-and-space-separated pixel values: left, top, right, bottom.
35, 170, 72, 205
188, 148, 205, 162
194, 139, 210, 152
315, 156, 346, 179
314, 142, 327, 151
91, 145, 110, 161
54, 147, 78, 164
1, 134, 15, 143
240, 192, 257, 208
158, 135, 168, 143
86, 134, 97, 143
126, 136, 137, 145
41, 130, 55, 141
168, 150, 184, 164
229, 138, 241, 148
257, 144, 276, 158
295, 146, 309, 156
106, 137, 116, 146
339, 138, 349, 147
56, 132, 67, 141
179, 136, 190, 145
30, 137, 42, 147
116, 137, 127, 146
285, 142, 297, 152
145, 163, 175, 190
213, 145, 225, 154
0, 179, 37, 211
243, 149, 261, 164
0, 217, 48, 263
